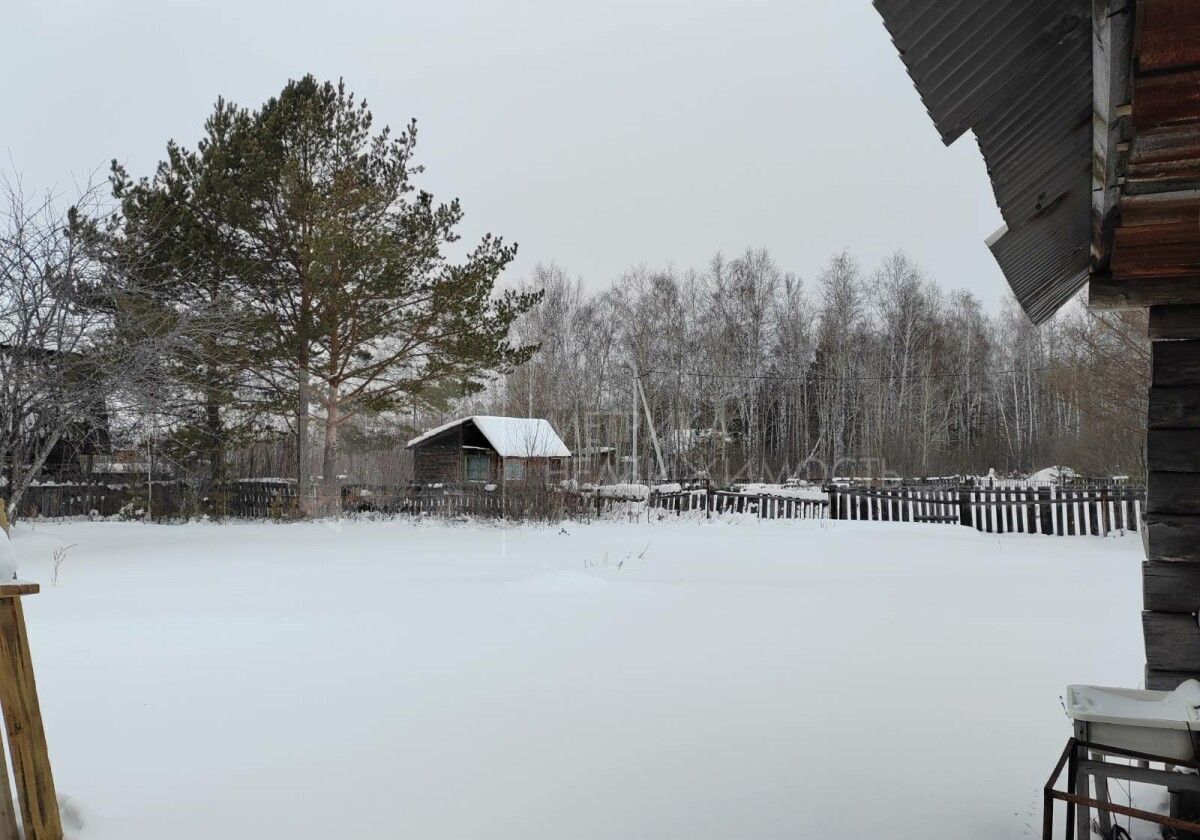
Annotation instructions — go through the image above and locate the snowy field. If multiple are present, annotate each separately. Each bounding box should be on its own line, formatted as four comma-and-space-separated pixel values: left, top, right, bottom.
7, 517, 1142, 839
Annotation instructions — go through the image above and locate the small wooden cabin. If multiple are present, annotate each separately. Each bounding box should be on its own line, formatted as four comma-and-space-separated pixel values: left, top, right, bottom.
407, 416, 571, 486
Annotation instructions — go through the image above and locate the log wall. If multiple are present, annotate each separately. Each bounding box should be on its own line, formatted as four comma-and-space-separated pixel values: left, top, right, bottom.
1145, 332, 1200, 689
1094, 0, 1200, 694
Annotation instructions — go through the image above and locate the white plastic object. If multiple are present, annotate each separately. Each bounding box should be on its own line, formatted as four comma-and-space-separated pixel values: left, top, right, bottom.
1067, 681, 1200, 760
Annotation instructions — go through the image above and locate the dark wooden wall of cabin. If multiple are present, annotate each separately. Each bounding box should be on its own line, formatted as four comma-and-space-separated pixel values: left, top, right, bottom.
1114, 1, 1200, 690
412, 426, 465, 485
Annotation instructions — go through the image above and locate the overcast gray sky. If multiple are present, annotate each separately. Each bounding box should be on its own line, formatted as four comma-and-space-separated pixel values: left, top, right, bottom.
3, 0, 1010, 308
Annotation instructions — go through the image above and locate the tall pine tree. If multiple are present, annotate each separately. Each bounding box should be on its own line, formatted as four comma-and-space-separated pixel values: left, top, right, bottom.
108, 98, 261, 493
241, 77, 539, 509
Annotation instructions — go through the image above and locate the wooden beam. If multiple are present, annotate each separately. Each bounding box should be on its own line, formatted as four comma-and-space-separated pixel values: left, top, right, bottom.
1129, 125, 1200, 166
1112, 227, 1200, 279
1139, 0, 1200, 73
1127, 125, 1200, 195
1147, 430, 1200, 471
1146, 667, 1200, 691
1111, 193, 1200, 278
1145, 561, 1200, 612
1116, 190, 1200, 227
1092, 0, 1134, 270
1149, 386, 1200, 427
1153, 339, 1200, 385
1144, 513, 1200, 561
0, 723, 17, 840
1133, 67, 1200, 131
1148, 471, 1200, 514
0, 595, 60, 840
1150, 305, 1200, 339
1089, 274, 1200, 309
1144, 610, 1200, 671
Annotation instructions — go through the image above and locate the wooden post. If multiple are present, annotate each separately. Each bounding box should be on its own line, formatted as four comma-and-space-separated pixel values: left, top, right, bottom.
0, 583, 62, 840
1100, 487, 1110, 536
0, 710, 17, 840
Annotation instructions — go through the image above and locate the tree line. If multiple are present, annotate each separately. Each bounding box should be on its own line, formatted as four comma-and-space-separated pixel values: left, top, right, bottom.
486, 251, 1148, 485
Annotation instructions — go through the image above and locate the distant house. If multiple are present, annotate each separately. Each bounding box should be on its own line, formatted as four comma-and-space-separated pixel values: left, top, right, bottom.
0, 344, 112, 482
406, 416, 571, 486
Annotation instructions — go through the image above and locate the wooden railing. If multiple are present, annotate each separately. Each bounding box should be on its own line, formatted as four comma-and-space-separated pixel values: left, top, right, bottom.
0, 584, 62, 840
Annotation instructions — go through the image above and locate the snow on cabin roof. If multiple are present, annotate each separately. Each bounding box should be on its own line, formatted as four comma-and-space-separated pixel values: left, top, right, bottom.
406, 416, 571, 459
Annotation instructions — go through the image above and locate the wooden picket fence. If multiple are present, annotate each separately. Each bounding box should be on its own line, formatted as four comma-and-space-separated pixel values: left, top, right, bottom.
648, 489, 828, 520
403, 485, 618, 522
828, 484, 1143, 536
223, 481, 297, 519
711, 491, 827, 519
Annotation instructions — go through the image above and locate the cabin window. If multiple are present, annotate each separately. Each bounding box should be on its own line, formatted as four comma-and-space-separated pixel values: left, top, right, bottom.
465, 452, 490, 482
503, 459, 525, 482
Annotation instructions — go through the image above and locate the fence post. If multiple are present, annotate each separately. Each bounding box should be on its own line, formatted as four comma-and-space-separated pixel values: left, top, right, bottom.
0, 584, 62, 840
1100, 487, 1110, 536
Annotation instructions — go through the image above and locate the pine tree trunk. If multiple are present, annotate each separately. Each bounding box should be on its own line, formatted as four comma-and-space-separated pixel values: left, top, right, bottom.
205, 391, 224, 485
322, 394, 341, 517
297, 365, 311, 517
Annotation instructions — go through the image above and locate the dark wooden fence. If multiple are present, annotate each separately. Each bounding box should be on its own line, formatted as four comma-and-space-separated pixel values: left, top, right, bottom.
400, 485, 629, 522
19, 484, 126, 518
9, 479, 1144, 537
223, 481, 297, 518
13, 480, 300, 521
828, 485, 1143, 535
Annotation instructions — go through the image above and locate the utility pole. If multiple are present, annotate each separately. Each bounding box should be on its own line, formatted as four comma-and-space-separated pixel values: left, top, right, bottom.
631, 369, 639, 484
638, 378, 667, 480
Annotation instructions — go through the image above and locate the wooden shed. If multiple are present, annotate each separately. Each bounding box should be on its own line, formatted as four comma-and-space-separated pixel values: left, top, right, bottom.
873, 0, 1200, 690
406, 416, 571, 486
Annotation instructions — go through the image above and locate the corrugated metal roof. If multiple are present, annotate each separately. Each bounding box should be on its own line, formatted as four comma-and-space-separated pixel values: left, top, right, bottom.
874, 0, 1092, 324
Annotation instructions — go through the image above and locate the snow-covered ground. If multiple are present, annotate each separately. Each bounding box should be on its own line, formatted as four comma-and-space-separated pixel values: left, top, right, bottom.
6, 517, 1142, 839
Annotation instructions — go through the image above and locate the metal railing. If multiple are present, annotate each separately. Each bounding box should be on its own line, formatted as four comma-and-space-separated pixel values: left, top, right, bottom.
1044, 738, 1200, 839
